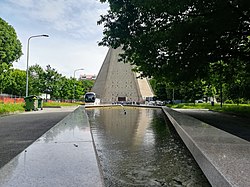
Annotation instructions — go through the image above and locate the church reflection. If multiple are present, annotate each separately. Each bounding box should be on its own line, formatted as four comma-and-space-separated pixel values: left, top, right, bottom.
86, 107, 210, 187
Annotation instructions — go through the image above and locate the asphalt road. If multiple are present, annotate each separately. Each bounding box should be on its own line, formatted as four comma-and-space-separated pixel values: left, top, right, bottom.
0, 107, 77, 168
175, 109, 250, 142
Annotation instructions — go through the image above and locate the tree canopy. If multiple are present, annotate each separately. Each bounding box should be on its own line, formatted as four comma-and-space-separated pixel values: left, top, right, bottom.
4, 69, 26, 96
98, 0, 250, 83
0, 17, 22, 68
28, 64, 94, 101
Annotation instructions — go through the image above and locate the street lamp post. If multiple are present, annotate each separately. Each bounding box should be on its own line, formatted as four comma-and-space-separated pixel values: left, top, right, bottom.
25, 34, 49, 97
73, 68, 84, 101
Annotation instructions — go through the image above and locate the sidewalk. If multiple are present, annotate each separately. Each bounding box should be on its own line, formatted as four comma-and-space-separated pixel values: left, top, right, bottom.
0, 106, 103, 187
175, 108, 250, 142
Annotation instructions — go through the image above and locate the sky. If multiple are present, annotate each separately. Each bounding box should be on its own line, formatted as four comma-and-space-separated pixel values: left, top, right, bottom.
0, 0, 109, 78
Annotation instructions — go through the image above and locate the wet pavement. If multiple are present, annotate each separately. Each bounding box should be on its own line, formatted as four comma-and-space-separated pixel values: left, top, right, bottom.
0, 107, 103, 187
0, 107, 77, 168
86, 107, 210, 187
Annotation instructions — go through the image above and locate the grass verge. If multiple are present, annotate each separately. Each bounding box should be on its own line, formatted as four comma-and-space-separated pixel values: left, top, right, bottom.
0, 103, 25, 115
168, 103, 250, 117
43, 101, 84, 107
0, 101, 83, 115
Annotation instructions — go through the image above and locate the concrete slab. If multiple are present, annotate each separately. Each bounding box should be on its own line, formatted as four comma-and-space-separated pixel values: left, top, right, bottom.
0, 106, 103, 187
162, 107, 250, 187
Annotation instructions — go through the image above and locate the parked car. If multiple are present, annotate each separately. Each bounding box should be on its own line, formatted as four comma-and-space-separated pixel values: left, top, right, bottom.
156, 100, 165, 106
195, 99, 204, 103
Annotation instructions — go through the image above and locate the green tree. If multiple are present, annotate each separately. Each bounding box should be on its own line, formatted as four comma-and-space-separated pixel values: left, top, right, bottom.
74, 80, 84, 100
0, 17, 22, 94
2, 61, 96, 100
221, 59, 250, 103
27, 64, 96, 101
81, 80, 94, 94
0, 63, 8, 93
4, 69, 26, 96
29, 64, 45, 95
43, 65, 62, 99
55, 76, 72, 101
0, 17, 22, 67
98, 0, 250, 83
71, 78, 95, 101
178, 80, 205, 103
155, 84, 168, 101
29, 64, 63, 100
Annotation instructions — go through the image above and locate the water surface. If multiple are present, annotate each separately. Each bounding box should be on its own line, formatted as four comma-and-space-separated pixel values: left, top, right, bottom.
86, 107, 210, 187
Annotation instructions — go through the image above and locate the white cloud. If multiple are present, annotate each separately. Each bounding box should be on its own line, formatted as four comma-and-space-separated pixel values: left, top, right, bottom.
1, 0, 110, 77
7, 0, 108, 39
8, 0, 35, 8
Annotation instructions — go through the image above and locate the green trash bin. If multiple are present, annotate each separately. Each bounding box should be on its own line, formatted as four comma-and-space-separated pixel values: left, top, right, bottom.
24, 95, 38, 111
37, 97, 43, 110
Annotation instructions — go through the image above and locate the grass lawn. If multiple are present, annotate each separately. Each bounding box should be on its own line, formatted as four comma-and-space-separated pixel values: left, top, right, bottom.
0, 103, 25, 115
168, 103, 250, 117
43, 101, 83, 107
0, 101, 83, 115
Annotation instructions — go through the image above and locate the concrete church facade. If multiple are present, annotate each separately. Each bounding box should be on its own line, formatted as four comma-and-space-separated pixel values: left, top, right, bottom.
91, 47, 154, 104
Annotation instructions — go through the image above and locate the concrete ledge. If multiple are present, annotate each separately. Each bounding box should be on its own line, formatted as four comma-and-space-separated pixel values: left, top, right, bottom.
0, 106, 103, 187
85, 104, 162, 109
162, 107, 250, 187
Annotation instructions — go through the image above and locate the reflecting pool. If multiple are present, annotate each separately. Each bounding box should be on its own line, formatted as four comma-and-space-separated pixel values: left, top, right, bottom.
86, 107, 211, 187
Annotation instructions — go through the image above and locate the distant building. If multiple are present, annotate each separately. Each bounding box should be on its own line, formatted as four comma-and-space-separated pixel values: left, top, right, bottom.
92, 47, 155, 104
79, 74, 96, 80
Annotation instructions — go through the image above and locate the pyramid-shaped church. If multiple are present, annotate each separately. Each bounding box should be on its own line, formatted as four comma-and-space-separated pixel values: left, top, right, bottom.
92, 47, 154, 104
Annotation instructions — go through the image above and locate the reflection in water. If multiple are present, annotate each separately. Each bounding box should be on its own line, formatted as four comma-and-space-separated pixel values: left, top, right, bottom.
86, 107, 210, 187
36, 108, 89, 143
